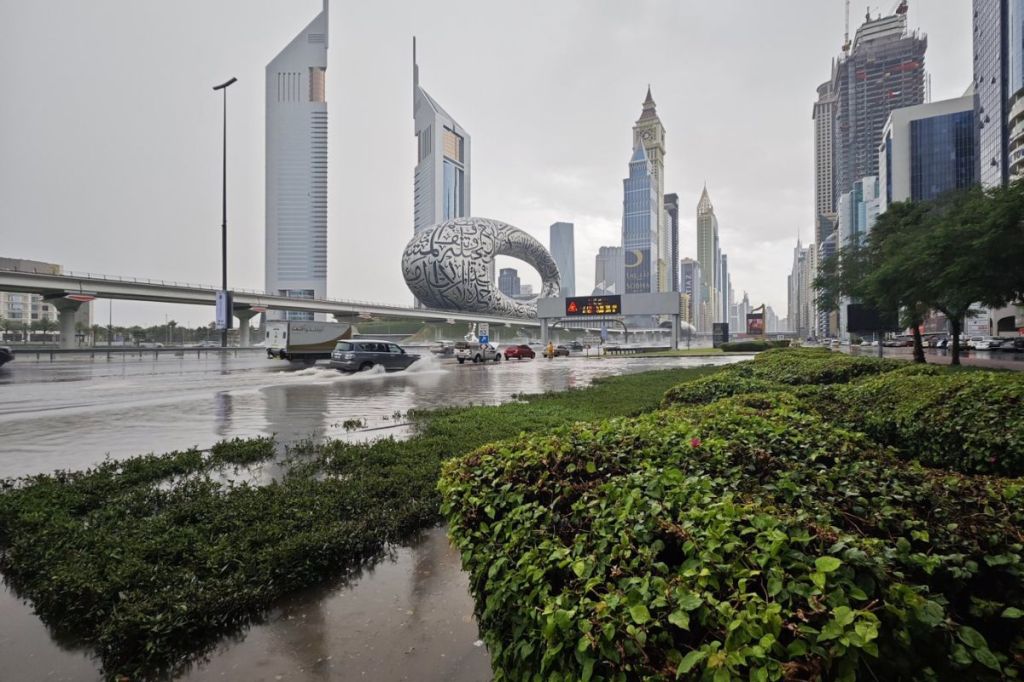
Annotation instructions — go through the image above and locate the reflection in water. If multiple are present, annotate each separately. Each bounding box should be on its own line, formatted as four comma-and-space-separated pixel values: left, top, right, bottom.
214, 391, 232, 439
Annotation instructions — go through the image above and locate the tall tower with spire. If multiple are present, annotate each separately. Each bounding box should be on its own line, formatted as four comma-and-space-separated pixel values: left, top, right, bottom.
632, 87, 667, 291
621, 144, 659, 294
265, 0, 329, 321
696, 185, 718, 333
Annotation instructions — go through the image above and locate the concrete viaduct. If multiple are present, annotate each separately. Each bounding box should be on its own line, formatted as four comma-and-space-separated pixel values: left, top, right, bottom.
0, 267, 545, 349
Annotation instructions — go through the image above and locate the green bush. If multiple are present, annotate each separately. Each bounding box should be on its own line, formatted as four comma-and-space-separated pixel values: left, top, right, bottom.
441, 399, 1024, 681
662, 372, 784, 407
803, 371, 1024, 476
748, 348, 905, 385
717, 340, 792, 353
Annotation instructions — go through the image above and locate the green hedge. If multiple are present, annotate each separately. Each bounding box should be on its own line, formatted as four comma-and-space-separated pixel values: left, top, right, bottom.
802, 371, 1024, 476
440, 399, 1024, 681
718, 340, 791, 352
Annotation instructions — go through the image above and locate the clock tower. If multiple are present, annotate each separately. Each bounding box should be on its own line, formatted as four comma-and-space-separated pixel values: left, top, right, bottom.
632, 87, 668, 291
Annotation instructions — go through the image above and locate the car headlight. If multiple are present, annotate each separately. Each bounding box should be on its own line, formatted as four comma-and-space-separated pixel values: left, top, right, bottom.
344, 353, 355, 360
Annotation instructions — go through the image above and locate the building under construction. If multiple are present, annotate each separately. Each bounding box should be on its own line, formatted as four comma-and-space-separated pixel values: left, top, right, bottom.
830, 2, 927, 209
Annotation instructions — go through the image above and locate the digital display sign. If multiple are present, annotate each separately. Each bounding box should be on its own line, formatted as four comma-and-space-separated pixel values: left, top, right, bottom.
746, 313, 765, 336
565, 295, 622, 317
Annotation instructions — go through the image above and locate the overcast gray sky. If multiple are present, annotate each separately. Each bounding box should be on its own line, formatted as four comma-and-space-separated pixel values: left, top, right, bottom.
0, 0, 972, 326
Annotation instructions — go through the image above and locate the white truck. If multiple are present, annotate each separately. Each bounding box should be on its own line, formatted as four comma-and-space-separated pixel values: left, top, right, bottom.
266, 321, 352, 364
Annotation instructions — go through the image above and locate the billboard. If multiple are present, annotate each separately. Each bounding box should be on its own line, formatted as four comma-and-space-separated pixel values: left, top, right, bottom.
846, 303, 897, 333
623, 248, 650, 294
215, 290, 233, 330
565, 295, 622, 316
746, 312, 765, 336
712, 322, 729, 348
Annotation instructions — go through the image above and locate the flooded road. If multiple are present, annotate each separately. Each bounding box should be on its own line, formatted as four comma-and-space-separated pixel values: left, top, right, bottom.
0, 349, 743, 680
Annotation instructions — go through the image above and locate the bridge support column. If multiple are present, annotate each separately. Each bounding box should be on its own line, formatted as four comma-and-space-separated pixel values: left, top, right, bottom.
540, 319, 549, 347
671, 314, 680, 350
234, 309, 259, 347
51, 299, 83, 349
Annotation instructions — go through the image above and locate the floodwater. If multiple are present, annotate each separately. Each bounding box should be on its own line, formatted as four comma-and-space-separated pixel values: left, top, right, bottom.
0, 348, 744, 681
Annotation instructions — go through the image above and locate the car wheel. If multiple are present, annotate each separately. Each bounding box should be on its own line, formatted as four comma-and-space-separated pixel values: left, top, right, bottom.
473, 355, 481, 363
494, 354, 501, 362
504, 354, 510, 361
359, 362, 373, 372
457, 358, 465, 364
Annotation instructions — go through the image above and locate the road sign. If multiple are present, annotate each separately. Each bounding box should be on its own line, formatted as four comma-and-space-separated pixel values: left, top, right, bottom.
479, 335, 489, 344
478, 323, 489, 337
564, 295, 621, 316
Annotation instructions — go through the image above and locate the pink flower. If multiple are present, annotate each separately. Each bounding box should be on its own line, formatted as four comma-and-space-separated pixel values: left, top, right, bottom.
989, 457, 997, 464
690, 437, 702, 448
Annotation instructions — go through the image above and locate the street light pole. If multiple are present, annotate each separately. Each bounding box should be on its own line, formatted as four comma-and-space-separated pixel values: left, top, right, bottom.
213, 76, 237, 348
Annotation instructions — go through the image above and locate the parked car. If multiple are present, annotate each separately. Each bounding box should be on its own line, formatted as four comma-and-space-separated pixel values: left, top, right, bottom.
329, 340, 420, 373
0, 346, 14, 368
455, 342, 501, 364
502, 344, 536, 360
543, 344, 570, 358
568, 341, 584, 352
997, 338, 1024, 352
973, 337, 1004, 350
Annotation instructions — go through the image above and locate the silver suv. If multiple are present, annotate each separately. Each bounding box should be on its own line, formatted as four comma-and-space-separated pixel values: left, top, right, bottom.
330, 340, 420, 373
454, 341, 501, 364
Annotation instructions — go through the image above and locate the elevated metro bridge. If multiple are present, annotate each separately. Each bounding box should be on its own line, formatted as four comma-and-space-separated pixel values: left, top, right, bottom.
0, 267, 542, 348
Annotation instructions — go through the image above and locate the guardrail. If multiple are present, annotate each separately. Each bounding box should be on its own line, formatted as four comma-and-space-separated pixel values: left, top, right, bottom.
8, 346, 265, 362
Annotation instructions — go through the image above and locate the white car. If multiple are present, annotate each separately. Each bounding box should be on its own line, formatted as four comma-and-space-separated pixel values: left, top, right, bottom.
972, 337, 1003, 350
454, 342, 501, 364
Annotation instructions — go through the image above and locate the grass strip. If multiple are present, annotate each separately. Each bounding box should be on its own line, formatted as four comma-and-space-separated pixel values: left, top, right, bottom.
0, 364, 722, 680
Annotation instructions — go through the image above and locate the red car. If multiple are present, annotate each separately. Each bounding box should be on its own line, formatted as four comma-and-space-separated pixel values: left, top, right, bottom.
503, 344, 536, 360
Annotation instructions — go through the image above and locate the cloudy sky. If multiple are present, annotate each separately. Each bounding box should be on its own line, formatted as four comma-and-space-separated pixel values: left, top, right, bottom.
1, 0, 972, 326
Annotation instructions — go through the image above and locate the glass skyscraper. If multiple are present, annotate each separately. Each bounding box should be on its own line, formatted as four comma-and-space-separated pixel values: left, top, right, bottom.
974, 0, 1024, 186
878, 96, 978, 208
549, 222, 575, 298
413, 39, 471, 235
621, 145, 658, 294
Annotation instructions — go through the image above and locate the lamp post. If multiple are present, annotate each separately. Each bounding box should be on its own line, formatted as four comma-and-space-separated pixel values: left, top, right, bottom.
213, 76, 237, 348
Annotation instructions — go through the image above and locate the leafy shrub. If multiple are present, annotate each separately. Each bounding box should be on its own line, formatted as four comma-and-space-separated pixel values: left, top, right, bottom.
717, 340, 792, 352
804, 371, 1024, 475
748, 348, 904, 385
441, 399, 1024, 681
662, 373, 784, 407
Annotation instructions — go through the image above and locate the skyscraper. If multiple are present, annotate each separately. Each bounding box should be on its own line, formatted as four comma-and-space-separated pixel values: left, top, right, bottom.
973, 0, 1024, 186
664, 193, 680, 292
831, 4, 926, 204
413, 39, 471, 235
622, 144, 659, 294
549, 222, 575, 298
679, 258, 701, 325
720, 253, 729, 324
498, 268, 521, 298
265, 0, 329, 321
594, 246, 624, 295
632, 88, 668, 291
878, 96, 977, 211
813, 80, 838, 243
695, 185, 717, 332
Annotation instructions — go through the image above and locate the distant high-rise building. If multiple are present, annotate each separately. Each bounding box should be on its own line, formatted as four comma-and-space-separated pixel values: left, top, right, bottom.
818, 232, 839, 337
549, 222, 575, 298
813, 80, 838, 243
973, 0, 1024, 185
632, 87, 668, 291
720, 253, 730, 324
265, 0, 329, 321
695, 185, 718, 332
679, 258, 702, 325
413, 39, 471, 235
622, 144, 659, 294
831, 5, 927, 204
879, 96, 977, 211
594, 246, 624, 295
498, 268, 521, 298
664, 193, 680, 292
788, 241, 815, 339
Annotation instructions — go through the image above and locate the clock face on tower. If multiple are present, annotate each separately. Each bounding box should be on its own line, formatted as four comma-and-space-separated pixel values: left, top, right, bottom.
641, 130, 653, 143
